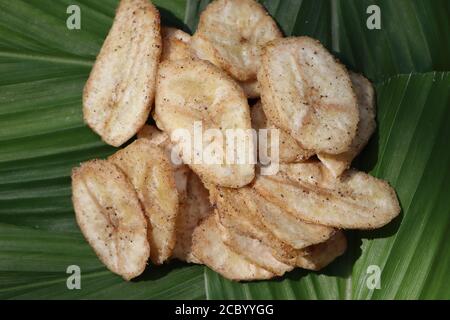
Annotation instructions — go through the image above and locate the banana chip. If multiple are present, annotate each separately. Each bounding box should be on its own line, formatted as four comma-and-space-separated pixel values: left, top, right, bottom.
161, 27, 192, 61
318, 72, 376, 177
192, 214, 275, 281
83, 0, 162, 147
173, 171, 213, 263
218, 221, 293, 276
254, 162, 401, 229
154, 58, 255, 188
109, 139, 179, 264
296, 231, 347, 270
259, 37, 359, 154
72, 160, 149, 280
191, 0, 282, 82
138, 125, 213, 263
209, 185, 296, 263
251, 101, 314, 163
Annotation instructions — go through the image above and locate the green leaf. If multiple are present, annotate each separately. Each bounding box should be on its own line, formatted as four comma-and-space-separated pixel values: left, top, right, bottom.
1, 0, 450, 300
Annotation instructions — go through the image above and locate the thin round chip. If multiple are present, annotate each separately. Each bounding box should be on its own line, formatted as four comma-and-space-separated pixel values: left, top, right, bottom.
251, 101, 314, 163
318, 72, 376, 177
254, 162, 401, 229
71, 160, 149, 280
109, 139, 179, 265
259, 37, 359, 154
83, 0, 162, 147
154, 58, 255, 188
191, 0, 282, 82
161, 27, 192, 61
296, 231, 347, 270
192, 214, 275, 281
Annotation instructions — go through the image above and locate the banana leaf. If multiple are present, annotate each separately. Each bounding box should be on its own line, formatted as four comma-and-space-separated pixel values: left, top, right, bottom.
0, 0, 449, 299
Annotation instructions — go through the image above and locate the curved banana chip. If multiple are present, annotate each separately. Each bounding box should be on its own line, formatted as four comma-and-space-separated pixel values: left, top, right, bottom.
251, 101, 314, 163
161, 27, 192, 61
83, 0, 162, 147
109, 139, 179, 265
296, 231, 347, 270
192, 214, 275, 281
209, 185, 296, 263
218, 221, 293, 276
173, 171, 213, 263
154, 59, 255, 188
72, 160, 149, 280
318, 72, 376, 177
138, 125, 213, 263
191, 0, 282, 82
254, 162, 401, 229
259, 37, 359, 154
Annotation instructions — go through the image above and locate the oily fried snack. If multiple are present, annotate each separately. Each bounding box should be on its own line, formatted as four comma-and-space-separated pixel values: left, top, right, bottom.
109, 139, 179, 264
318, 72, 376, 177
138, 125, 213, 263
173, 171, 213, 263
191, 0, 282, 82
251, 101, 314, 163
218, 221, 293, 276
258, 37, 359, 154
83, 0, 162, 147
209, 185, 296, 263
296, 231, 347, 270
161, 27, 192, 61
192, 214, 275, 281
254, 162, 401, 229
243, 188, 335, 249
72, 160, 149, 280
154, 58, 255, 188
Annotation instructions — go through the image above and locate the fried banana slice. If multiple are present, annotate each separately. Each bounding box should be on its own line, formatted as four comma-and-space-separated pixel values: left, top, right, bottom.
161, 27, 192, 61
154, 59, 255, 188
259, 37, 359, 154
192, 214, 275, 281
72, 160, 149, 280
251, 101, 314, 163
138, 125, 213, 263
318, 73, 376, 177
254, 162, 401, 229
173, 171, 213, 263
83, 0, 162, 147
109, 139, 179, 264
243, 188, 335, 249
218, 221, 293, 276
191, 0, 282, 82
209, 185, 296, 263
296, 231, 347, 270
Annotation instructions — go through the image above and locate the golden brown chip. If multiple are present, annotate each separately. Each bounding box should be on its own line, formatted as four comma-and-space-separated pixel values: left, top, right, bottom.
191, 0, 282, 82
154, 58, 255, 188
218, 221, 293, 276
251, 101, 314, 163
192, 214, 275, 281
296, 231, 347, 270
161, 27, 192, 61
254, 162, 401, 229
72, 160, 149, 280
209, 185, 296, 263
258, 37, 358, 154
173, 171, 213, 263
83, 0, 162, 147
109, 139, 179, 264
318, 72, 376, 177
